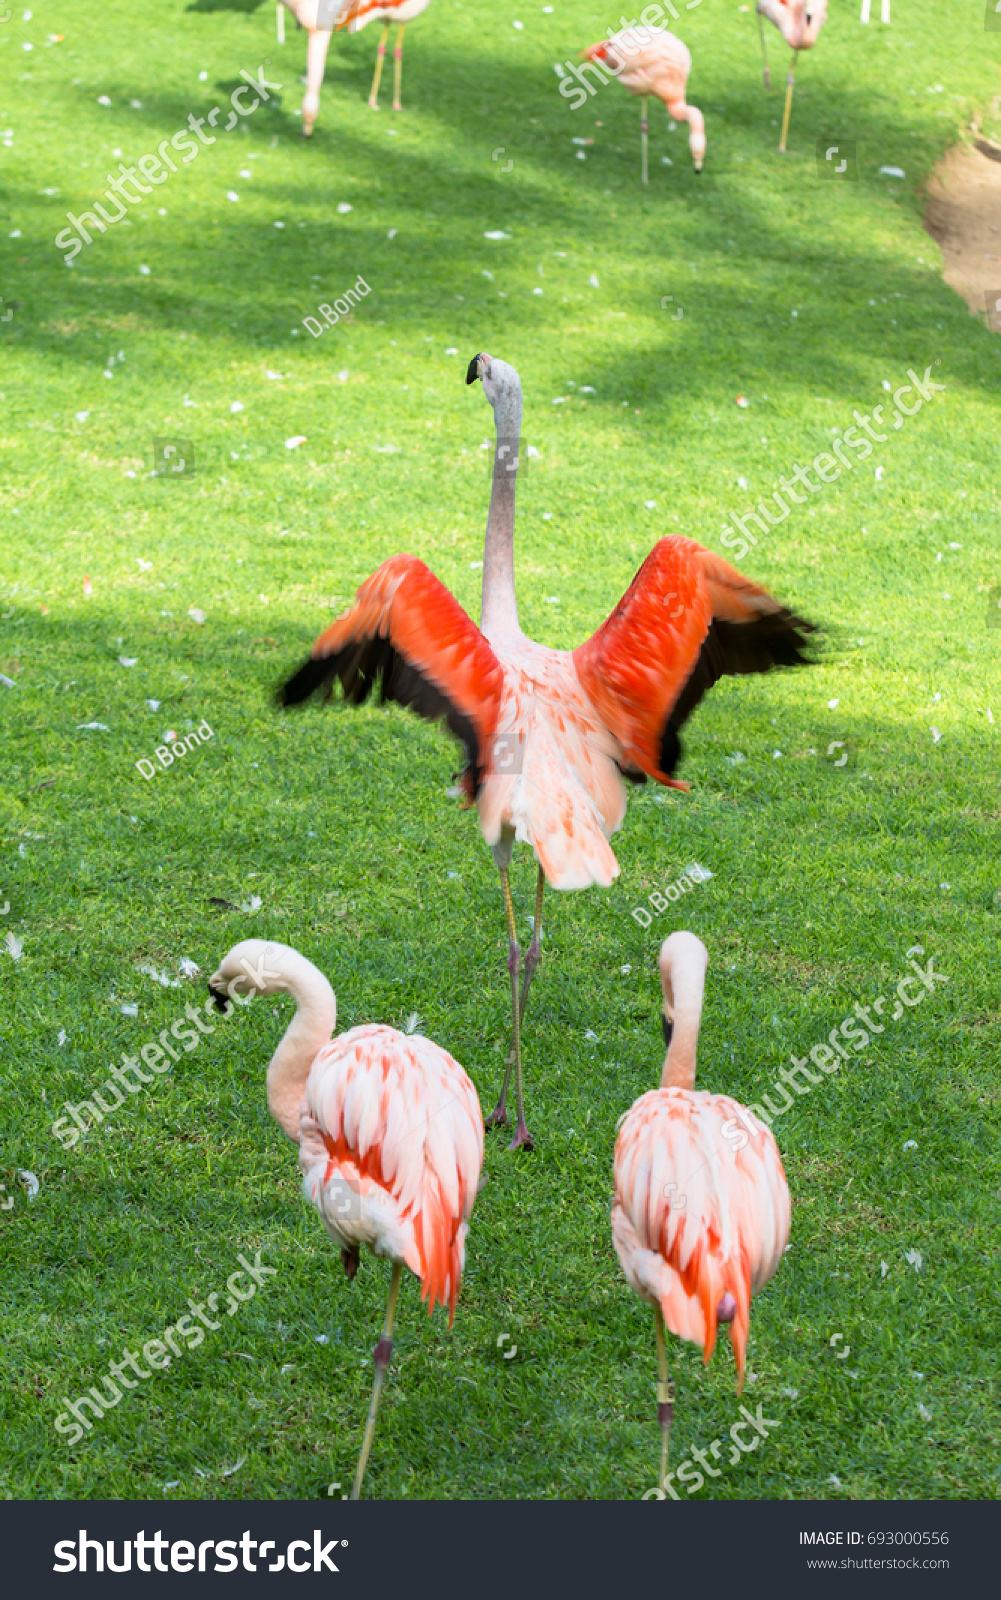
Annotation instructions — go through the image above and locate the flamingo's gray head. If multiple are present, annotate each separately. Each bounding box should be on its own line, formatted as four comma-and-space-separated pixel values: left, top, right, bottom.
465, 351, 522, 411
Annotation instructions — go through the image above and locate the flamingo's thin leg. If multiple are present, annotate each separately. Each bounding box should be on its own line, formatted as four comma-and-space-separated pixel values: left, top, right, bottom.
654, 1304, 675, 1490
303, 24, 333, 137
277, 3, 286, 46
756, 8, 770, 88
351, 1261, 403, 1500
517, 864, 545, 1030
392, 25, 406, 112
485, 867, 534, 1150
369, 23, 391, 110
778, 49, 797, 153
640, 94, 649, 185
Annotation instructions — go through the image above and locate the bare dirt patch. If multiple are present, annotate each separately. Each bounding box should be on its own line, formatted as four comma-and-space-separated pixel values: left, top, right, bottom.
925, 136, 1001, 327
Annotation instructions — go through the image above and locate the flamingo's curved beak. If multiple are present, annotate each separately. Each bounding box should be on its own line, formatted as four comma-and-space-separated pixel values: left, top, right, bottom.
207, 981, 231, 1013
466, 352, 490, 385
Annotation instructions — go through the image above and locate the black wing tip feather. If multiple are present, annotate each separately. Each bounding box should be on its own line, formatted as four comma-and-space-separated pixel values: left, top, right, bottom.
276, 638, 486, 795
277, 654, 336, 708
657, 608, 820, 778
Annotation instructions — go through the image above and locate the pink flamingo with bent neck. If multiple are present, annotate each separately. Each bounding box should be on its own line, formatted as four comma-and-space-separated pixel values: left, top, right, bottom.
582, 26, 705, 184
755, 0, 828, 153
611, 932, 791, 1492
207, 938, 483, 1499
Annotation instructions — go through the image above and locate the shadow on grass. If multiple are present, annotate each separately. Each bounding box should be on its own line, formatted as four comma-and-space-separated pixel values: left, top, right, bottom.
1, 39, 994, 409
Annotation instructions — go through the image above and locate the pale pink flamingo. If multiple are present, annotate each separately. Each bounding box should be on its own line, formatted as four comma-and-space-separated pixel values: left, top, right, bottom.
336, 0, 433, 112
278, 1, 347, 136
612, 932, 791, 1490
279, 355, 815, 1153
582, 27, 705, 184
208, 938, 483, 1499
756, 0, 828, 152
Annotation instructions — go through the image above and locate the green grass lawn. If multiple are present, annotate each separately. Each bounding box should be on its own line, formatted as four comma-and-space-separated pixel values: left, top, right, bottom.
1, 0, 999, 1502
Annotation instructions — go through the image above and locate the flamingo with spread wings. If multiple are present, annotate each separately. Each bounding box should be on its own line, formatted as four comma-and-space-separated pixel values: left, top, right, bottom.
279, 353, 816, 1152
612, 933, 791, 1492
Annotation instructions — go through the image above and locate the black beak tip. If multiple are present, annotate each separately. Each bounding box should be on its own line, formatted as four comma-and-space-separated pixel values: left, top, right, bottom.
208, 982, 230, 1013
661, 1012, 673, 1049
466, 354, 483, 386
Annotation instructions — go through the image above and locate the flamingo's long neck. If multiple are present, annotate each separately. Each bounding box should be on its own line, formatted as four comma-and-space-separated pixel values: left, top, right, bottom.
660, 956, 706, 1091
481, 380, 522, 642
265, 956, 337, 1142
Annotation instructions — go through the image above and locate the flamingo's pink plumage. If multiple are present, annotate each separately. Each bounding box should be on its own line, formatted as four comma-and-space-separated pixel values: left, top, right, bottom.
300, 1022, 483, 1325
611, 933, 790, 1484
583, 27, 706, 172
284, 535, 810, 892
612, 1086, 790, 1387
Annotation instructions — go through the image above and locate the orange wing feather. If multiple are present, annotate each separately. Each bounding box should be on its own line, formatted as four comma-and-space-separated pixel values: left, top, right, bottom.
279, 554, 504, 794
574, 536, 815, 786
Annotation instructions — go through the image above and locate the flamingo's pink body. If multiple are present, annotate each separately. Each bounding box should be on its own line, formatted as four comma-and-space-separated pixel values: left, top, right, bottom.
300, 1022, 483, 1320
583, 27, 705, 172
208, 939, 483, 1494
613, 1085, 790, 1387
757, 0, 828, 51
612, 933, 790, 1484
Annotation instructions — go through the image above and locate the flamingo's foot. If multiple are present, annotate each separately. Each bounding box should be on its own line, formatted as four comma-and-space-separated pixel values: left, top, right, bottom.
392, 100, 402, 112
508, 1120, 535, 1153
368, 97, 380, 110
484, 1102, 509, 1131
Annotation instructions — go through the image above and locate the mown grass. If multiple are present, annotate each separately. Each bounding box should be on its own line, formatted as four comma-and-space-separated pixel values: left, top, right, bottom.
0, 0, 999, 1501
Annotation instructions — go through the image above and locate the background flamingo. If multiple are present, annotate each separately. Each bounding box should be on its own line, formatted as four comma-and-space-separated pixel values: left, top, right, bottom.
207, 938, 483, 1499
582, 27, 705, 183
612, 932, 791, 1490
279, 354, 815, 1153
336, 0, 433, 112
756, 0, 828, 152
278, 1, 345, 136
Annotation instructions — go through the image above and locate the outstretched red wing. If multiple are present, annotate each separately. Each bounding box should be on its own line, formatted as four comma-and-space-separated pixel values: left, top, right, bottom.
279, 555, 504, 793
574, 537, 815, 785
